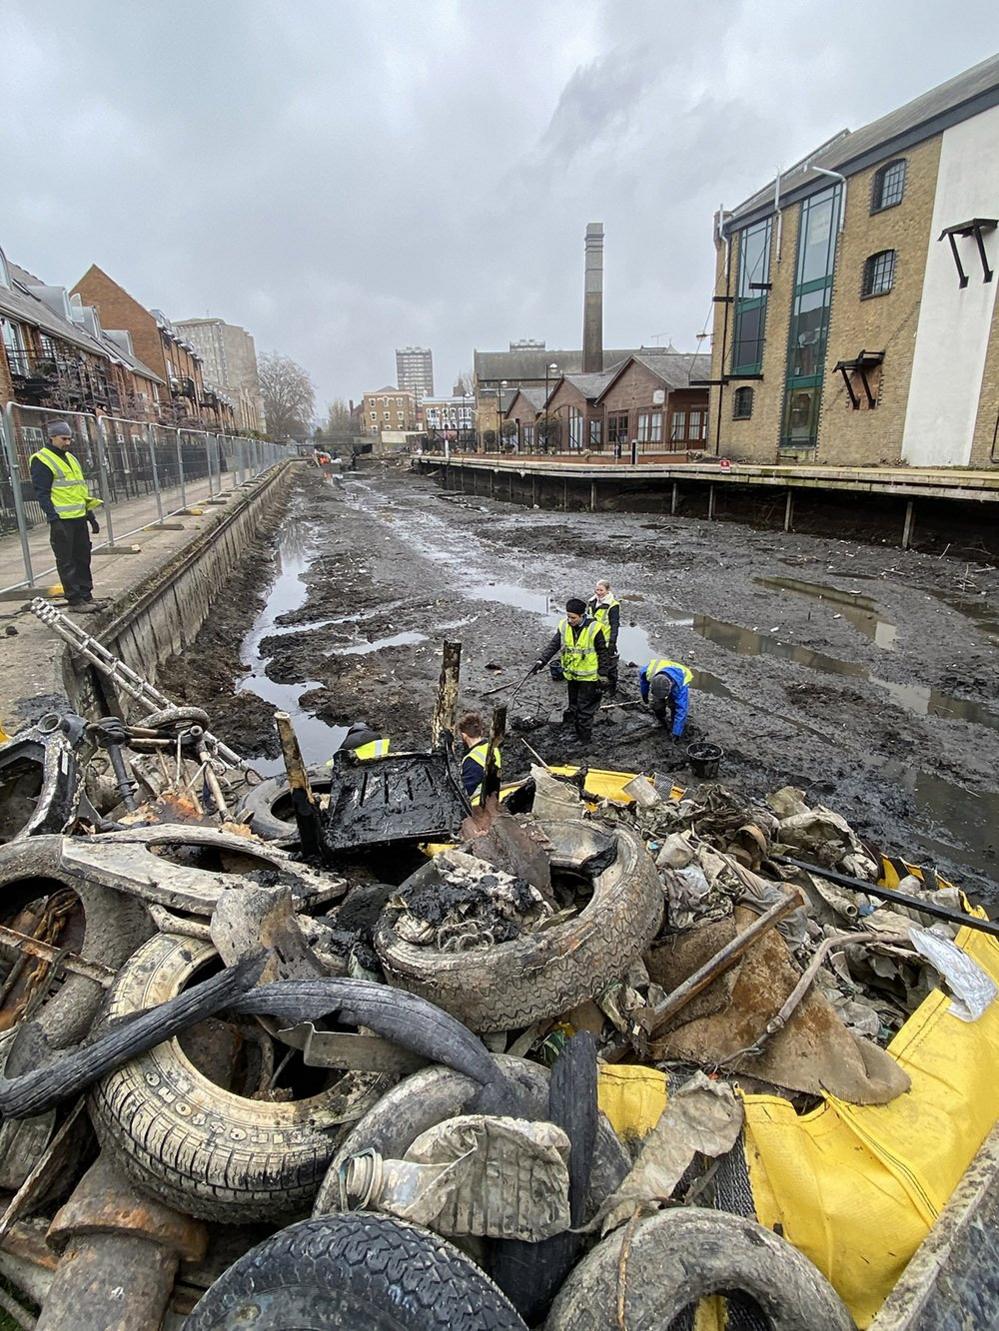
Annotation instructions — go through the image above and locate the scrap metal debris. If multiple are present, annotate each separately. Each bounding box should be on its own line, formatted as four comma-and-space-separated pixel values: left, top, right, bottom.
0, 662, 993, 1330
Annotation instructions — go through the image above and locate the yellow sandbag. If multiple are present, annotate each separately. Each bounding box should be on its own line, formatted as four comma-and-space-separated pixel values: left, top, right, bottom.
745, 922, 999, 1327
597, 1063, 668, 1140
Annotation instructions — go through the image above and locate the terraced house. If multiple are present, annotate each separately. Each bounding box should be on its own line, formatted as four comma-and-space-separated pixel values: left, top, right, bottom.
708, 54, 999, 468
0, 246, 164, 419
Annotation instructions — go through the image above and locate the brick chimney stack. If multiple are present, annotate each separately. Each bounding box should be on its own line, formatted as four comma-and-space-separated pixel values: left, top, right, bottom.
582, 222, 604, 374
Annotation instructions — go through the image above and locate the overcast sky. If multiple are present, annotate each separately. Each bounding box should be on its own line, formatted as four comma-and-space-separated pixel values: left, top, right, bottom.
1, 3, 995, 413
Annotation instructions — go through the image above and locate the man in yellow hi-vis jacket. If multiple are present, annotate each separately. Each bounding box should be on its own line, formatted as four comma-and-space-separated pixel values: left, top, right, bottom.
30, 420, 103, 613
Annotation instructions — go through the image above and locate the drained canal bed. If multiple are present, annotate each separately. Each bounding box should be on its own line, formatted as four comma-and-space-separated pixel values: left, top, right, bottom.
164, 465, 999, 901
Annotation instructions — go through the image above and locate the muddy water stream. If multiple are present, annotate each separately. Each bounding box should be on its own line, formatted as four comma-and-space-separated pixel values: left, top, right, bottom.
238, 511, 347, 776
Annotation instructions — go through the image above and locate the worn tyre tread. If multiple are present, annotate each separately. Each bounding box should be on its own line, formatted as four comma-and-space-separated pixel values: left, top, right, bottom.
374, 822, 663, 1031
546, 1207, 856, 1331
90, 934, 385, 1223
187, 1213, 527, 1330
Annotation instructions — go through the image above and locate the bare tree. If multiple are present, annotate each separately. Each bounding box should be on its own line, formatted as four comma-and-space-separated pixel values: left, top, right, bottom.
452, 369, 474, 397
323, 398, 353, 437
259, 352, 316, 439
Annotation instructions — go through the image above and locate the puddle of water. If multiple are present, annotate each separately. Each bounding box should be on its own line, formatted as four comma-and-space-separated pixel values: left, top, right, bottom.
329, 630, 428, 657
467, 581, 555, 616
881, 760, 999, 885
928, 590, 999, 647
690, 613, 999, 732
756, 575, 898, 650
238, 518, 348, 776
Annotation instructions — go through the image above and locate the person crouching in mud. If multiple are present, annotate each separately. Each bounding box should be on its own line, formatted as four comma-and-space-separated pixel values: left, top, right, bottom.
639, 658, 693, 740
531, 597, 610, 747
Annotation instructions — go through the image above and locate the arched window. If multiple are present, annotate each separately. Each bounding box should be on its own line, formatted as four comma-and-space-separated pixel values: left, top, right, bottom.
862, 250, 896, 298
732, 386, 754, 420
871, 159, 906, 212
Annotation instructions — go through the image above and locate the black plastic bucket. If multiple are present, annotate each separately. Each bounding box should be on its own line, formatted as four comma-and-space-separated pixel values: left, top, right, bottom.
686, 741, 723, 779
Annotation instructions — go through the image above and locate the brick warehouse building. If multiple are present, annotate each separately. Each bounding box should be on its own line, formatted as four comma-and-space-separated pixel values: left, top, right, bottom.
708, 55, 999, 468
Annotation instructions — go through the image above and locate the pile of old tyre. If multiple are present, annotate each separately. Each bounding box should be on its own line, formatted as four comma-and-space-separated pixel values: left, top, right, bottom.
0, 741, 854, 1329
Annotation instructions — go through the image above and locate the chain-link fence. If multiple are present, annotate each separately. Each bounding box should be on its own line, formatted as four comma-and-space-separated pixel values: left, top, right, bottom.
0, 401, 286, 594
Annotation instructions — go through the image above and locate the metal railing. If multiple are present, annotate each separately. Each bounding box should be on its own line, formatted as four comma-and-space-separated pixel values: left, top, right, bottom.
0, 401, 286, 594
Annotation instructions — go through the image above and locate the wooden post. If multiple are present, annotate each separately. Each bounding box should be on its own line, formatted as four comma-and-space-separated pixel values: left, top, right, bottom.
708, 484, 716, 520
671, 481, 679, 515
902, 499, 915, 549
562, 479, 568, 511
482, 704, 506, 803
784, 489, 794, 532
489, 470, 496, 497
430, 641, 462, 748
589, 481, 597, 512
509, 471, 514, 501
531, 474, 538, 506
275, 711, 320, 860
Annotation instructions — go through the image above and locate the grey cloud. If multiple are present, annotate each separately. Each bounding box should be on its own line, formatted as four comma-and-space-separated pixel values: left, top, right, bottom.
1, 0, 995, 407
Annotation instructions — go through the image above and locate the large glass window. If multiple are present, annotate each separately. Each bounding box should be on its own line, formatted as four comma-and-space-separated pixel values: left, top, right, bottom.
781, 185, 841, 449
607, 412, 629, 445
568, 407, 583, 450
731, 217, 772, 375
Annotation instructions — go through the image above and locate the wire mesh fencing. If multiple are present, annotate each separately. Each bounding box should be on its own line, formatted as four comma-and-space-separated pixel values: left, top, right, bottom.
0, 401, 286, 594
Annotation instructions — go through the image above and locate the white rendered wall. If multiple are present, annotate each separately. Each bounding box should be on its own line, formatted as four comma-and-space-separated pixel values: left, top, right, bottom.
902, 104, 999, 466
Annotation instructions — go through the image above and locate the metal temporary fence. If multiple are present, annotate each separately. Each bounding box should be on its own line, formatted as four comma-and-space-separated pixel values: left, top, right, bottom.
0, 401, 285, 594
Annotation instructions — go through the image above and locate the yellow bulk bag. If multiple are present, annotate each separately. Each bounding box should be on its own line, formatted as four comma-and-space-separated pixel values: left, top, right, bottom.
597, 1063, 668, 1140
744, 923, 999, 1327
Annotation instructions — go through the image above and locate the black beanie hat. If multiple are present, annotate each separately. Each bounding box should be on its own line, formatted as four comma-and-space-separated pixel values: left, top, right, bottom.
566, 597, 587, 614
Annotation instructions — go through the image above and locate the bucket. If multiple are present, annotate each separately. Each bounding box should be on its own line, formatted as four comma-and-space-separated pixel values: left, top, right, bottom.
686, 741, 723, 779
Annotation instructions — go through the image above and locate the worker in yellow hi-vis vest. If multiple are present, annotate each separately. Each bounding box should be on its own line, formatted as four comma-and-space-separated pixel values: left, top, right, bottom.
457, 711, 502, 805
326, 721, 391, 767
29, 420, 103, 614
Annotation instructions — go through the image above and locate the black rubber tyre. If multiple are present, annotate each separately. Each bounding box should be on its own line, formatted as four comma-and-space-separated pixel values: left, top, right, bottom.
90, 934, 389, 1223
374, 821, 663, 1031
239, 767, 333, 840
545, 1207, 855, 1331
314, 1055, 628, 1220
0, 836, 151, 1049
186, 1213, 528, 1331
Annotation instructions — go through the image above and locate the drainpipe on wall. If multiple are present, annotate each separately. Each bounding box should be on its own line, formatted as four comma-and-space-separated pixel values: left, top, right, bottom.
774, 167, 783, 263
812, 166, 847, 232
714, 211, 732, 457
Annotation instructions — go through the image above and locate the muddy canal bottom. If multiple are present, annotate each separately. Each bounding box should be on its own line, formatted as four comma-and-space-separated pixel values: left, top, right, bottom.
237, 475, 999, 896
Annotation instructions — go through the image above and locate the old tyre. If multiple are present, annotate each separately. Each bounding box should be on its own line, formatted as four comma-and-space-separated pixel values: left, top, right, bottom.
374, 821, 663, 1031
314, 1056, 629, 1219
0, 836, 151, 1048
90, 934, 389, 1223
238, 767, 334, 840
545, 1207, 855, 1331
187, 1213, 528, 1330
